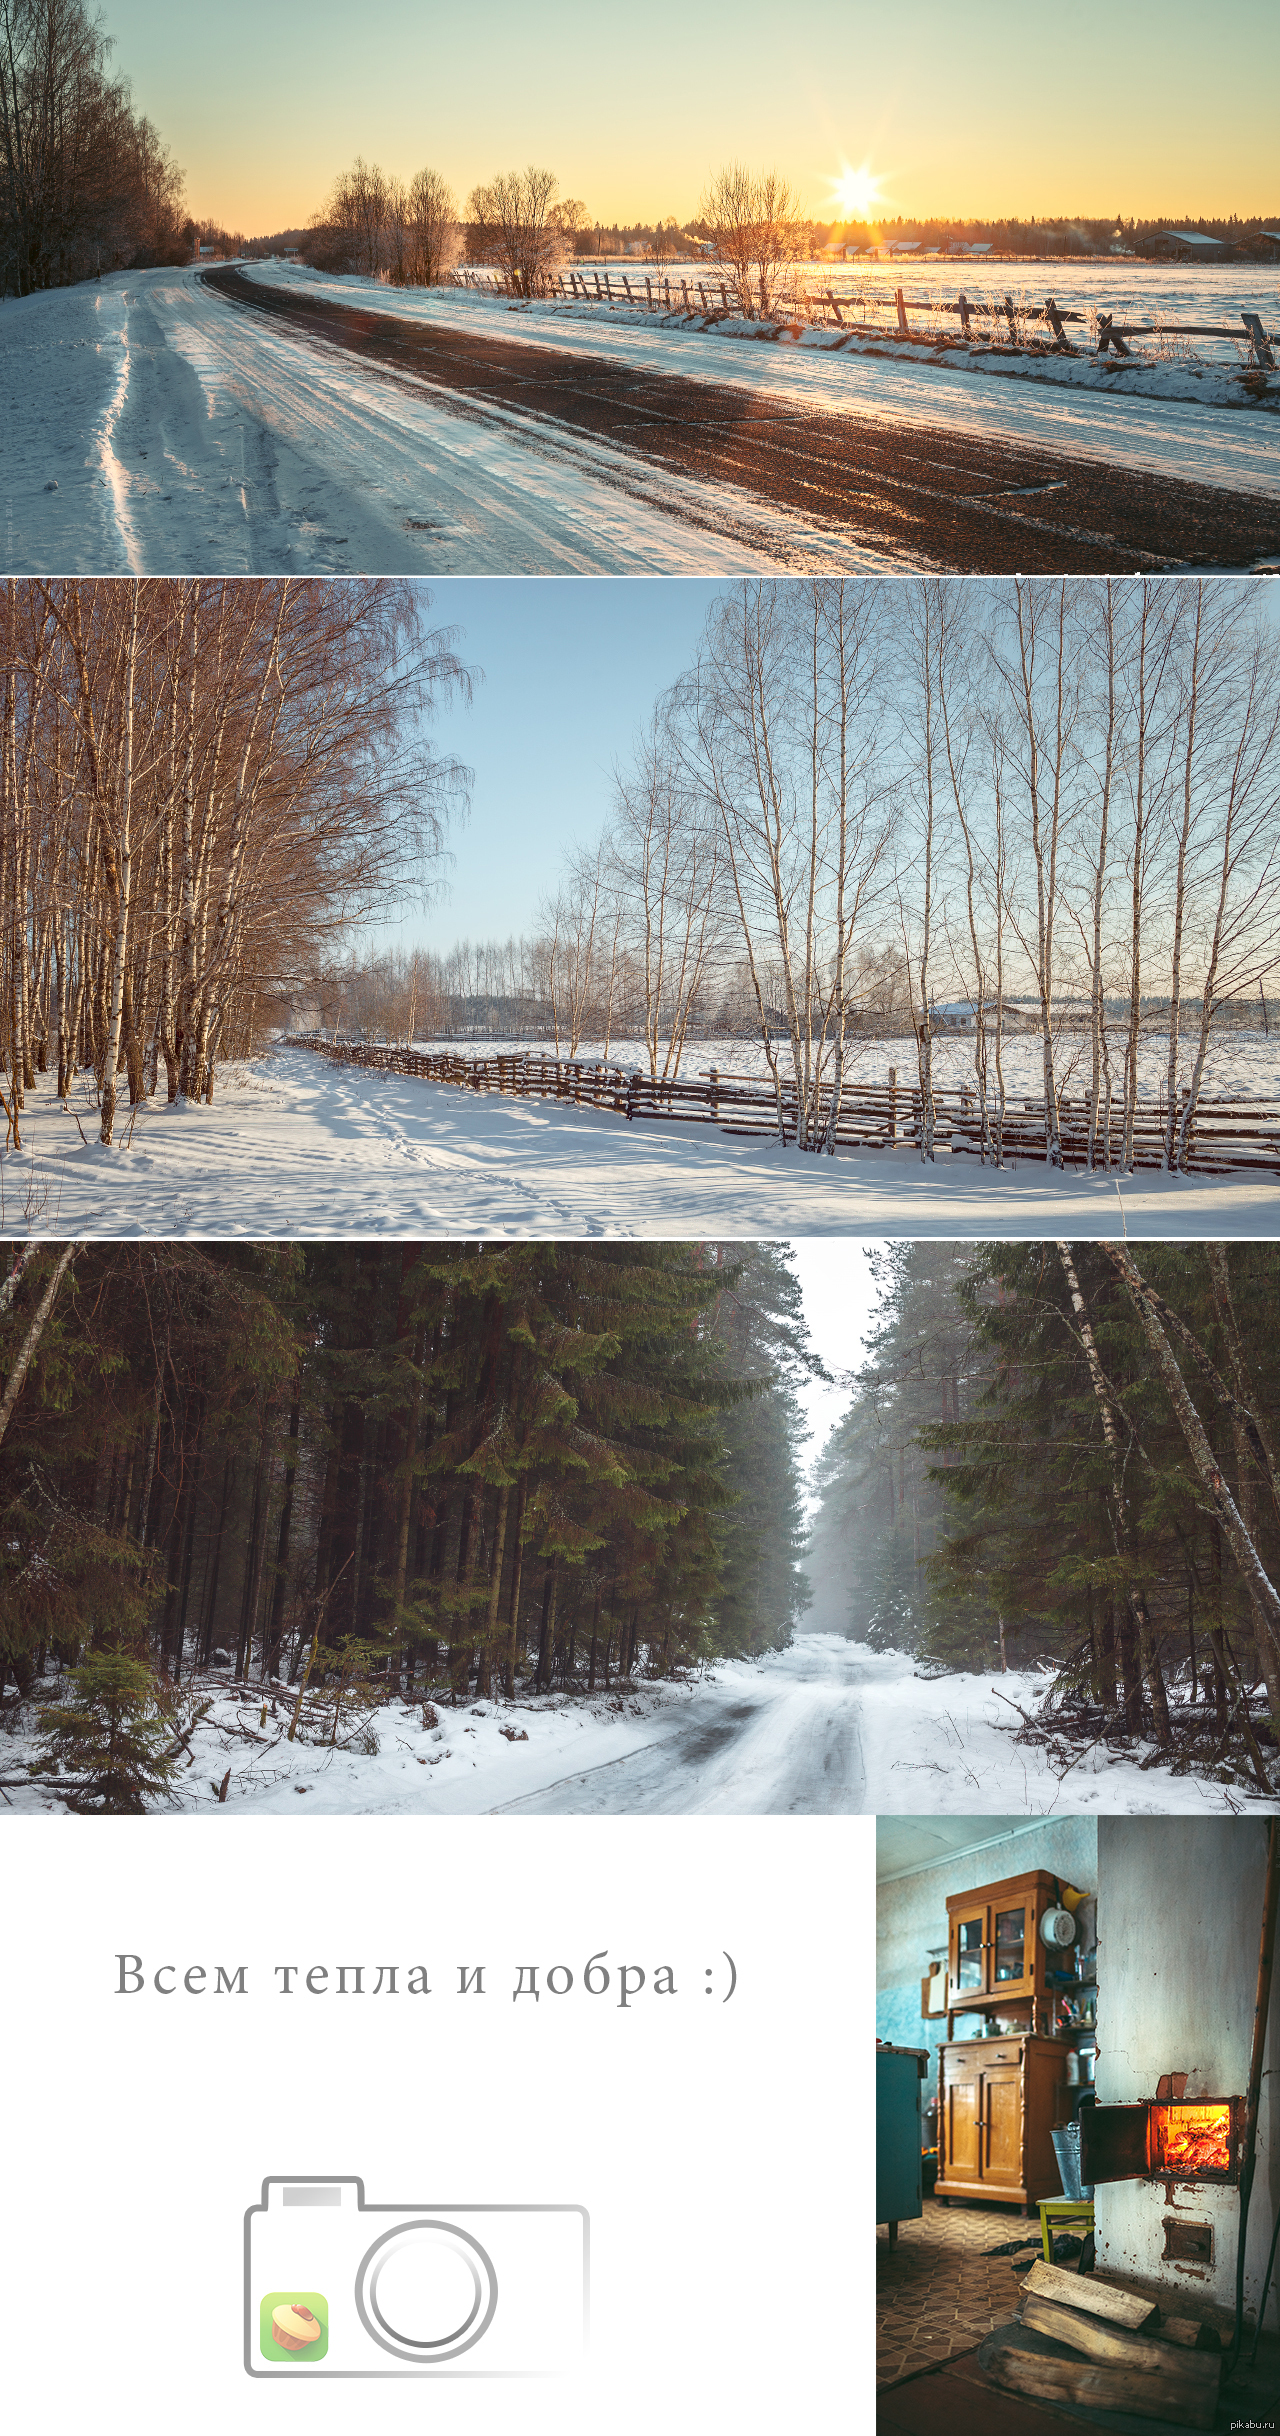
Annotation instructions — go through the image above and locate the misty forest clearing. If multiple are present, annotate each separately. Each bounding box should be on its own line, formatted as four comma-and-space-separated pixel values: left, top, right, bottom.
3, 260, 1278, 578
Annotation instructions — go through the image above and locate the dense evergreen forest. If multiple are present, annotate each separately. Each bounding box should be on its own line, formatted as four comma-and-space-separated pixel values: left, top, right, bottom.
0, 1240, 814, 1726
806, 1240, 1280, 1788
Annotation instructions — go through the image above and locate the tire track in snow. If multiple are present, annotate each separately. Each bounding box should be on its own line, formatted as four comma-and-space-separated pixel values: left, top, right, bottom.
93, 287, 145, 574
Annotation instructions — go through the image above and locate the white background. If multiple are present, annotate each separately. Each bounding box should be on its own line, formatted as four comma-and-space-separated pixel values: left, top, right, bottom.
3, 1814, 869, 2434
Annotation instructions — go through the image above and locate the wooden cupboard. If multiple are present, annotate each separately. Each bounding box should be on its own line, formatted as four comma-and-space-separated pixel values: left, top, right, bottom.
935, 2032, 1065, 2208
945, 1867, 1062, 2036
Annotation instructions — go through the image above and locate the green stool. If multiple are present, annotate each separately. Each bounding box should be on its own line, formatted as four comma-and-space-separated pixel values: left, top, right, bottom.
1038, 2197, 1095, 2262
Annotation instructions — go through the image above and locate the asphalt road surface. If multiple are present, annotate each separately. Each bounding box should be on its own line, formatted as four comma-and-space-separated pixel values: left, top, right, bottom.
205, 268, 1280, 573
491, 1636, 865, 1814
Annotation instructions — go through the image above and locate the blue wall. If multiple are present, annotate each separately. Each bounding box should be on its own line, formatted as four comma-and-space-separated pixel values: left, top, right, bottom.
877, 1819, 1099, 2083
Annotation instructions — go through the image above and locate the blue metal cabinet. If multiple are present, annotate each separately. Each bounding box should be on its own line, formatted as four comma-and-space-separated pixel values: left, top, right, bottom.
877, 2042, 928, 2248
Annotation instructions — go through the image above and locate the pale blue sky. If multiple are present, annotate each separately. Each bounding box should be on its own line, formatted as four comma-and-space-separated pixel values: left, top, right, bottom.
105, 0, 1277, 233
399, 577, 720, 942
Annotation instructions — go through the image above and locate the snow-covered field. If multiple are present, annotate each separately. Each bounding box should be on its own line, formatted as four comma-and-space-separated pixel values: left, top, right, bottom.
3, 1636, 1258, 1816
1, 1635, 859, 1816
399, 1027, 1280, 1105
3, 1043, 1278, 1238
456, 258, 1280, 408
848, 1648, 1274, 1814
3, 261, 1276, 577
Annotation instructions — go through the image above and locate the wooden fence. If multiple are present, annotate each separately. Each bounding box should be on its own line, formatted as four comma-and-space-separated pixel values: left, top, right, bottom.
284, 1037, 1280, 1177
447, 266, 1277, 366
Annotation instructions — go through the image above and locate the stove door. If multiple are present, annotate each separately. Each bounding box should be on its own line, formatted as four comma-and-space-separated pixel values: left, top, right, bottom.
1079, 2103, 1148, 2184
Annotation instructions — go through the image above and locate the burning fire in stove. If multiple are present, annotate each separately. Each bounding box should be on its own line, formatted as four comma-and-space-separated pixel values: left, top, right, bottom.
1151, 2103, 1232, 2179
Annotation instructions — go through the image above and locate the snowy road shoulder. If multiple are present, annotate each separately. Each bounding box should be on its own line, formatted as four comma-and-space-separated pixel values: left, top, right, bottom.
852, 1648, 1273, 1814
2, 1047, 1278, 1240
1, 1637, 861, 1817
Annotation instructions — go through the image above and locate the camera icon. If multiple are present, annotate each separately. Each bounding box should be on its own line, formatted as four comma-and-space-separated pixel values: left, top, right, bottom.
244, 2177, 588, 2376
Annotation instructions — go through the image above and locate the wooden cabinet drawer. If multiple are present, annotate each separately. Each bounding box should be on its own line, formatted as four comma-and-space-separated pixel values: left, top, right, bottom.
943, 2038, 1025, 2073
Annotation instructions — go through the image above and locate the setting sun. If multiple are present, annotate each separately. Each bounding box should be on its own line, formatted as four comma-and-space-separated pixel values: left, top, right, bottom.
829, 160, 884, 220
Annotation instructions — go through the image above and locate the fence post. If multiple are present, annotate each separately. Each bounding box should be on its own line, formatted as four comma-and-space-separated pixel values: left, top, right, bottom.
709, 1066, 719, 1125
888, 1065, 898, 1143
1003, 293, 1019, 342
824, 288, 844, 325
719, 283, 729, 310
1242, 312, 1276, 369
1096, 312, 1130, 356
895, 286, 908, 336
957, 291, 971, 337
1044, 295, 1067, 345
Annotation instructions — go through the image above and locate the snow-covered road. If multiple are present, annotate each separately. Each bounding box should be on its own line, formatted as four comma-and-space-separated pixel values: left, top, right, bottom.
5, 1045, 1278, 1239
495, 1636, 864, 1814
1, 268, 877, 575
4, 262, 1276, 576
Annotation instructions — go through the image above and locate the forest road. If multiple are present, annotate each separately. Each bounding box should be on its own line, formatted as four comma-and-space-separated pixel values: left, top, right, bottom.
202, 269, 1280, 574
491, 1635, 865, 1814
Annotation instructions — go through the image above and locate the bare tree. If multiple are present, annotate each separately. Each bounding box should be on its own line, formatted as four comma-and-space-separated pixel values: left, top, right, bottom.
609, 713, 722, 1081
1, 581, 474, 1167
699, 163, 808, 318
679, 580, 891, 1150
987, 581, 1081, 1167
404, 166, 459, 286
1, 0, 187, 294
468, 167, 563, 295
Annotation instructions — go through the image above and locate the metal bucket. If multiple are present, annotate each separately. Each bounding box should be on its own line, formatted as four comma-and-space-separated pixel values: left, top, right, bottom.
1052, 2122, 1094, 2202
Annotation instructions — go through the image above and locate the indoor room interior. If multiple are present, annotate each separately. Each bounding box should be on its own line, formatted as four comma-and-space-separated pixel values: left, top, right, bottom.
876, 1816, 1279, 2434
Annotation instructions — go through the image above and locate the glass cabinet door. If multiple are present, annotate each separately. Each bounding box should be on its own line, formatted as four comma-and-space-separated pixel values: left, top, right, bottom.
992, 1902, 1033, 1994
952, 1911, 986, 1997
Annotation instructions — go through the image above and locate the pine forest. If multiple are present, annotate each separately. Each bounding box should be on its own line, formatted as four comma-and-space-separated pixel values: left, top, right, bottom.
0, 1238, 815, 1805
806, 1238, 1280, 1792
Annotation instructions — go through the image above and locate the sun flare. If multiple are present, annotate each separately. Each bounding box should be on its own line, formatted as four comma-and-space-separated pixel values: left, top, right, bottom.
829, 161, 883, 222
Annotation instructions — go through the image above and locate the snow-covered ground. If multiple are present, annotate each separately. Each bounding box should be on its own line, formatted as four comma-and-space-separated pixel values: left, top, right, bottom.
399, 1027, 1280, 1105
4, 1638, 1257, 1816
0, 1635, 860, 1816
485, 255, 1280, 357
455, 259, 1280, 408
3, 261, 1276, 577
237, 260, 1280, 484
845, 1648, 1274, 1814
3, 1044, 1278, 1238
0, 267, 884, 577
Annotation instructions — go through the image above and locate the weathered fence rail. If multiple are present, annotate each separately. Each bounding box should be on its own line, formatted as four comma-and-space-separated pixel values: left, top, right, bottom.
284, 1037, 1280, 1177
448, 266, 1277, 365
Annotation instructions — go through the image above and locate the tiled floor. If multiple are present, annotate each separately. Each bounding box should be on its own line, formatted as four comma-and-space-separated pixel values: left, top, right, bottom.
877, 2194, 1039, 2387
